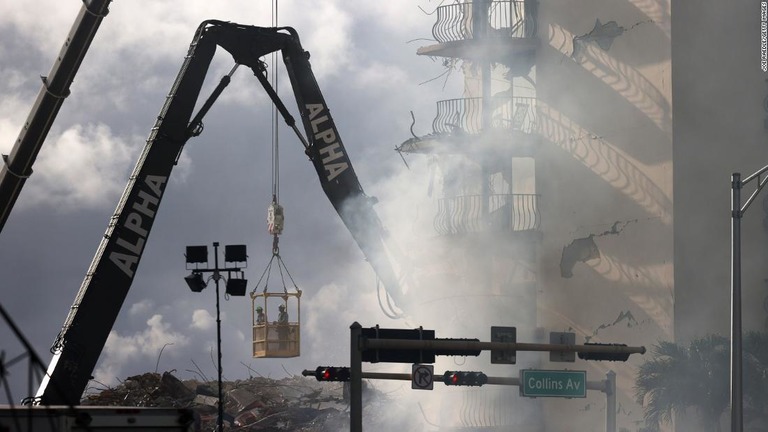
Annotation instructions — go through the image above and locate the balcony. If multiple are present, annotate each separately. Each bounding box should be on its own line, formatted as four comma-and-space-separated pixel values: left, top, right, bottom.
433, 96, 536, 134
431, 0, 537, 43
434, 193, 541, 236
397, 96, 539, 156
417, 1, 539, 71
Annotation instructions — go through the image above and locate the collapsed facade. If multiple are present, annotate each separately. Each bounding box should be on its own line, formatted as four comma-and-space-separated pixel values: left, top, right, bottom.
396, 1, 672, 430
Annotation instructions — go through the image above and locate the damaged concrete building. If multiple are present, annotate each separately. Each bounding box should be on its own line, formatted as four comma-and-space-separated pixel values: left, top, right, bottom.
396, 0, 768, 430
391, 0, 739, 430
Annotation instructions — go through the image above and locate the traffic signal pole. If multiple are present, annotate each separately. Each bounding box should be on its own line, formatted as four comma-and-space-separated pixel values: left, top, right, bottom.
350, 322, 363, 432
606, 371, 616, 432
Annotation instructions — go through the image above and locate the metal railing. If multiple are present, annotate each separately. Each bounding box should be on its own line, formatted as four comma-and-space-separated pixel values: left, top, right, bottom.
434, 193, 540, 235
431, 1, 537, 44
432, 96, 537, 135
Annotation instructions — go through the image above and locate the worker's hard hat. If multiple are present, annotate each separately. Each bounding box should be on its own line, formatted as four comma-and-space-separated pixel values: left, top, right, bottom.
279, 304, 286, 310
256, 306, 263, 312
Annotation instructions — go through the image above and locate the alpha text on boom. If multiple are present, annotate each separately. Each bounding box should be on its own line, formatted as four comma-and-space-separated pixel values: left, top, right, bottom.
307, 103, 349, 182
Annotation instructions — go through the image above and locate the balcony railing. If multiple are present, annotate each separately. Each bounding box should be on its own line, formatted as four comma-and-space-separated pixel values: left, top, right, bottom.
432, 96, 537, 135
435, 193, 540, 235
432, 1, 537, 44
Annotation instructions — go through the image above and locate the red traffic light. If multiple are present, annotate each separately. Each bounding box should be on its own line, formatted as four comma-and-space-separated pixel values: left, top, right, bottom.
315, 366, 350, 382
442, 371, 487, 386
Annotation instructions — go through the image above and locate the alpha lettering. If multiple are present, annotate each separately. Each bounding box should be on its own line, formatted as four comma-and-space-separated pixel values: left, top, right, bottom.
124, 213, 147, 237
116, 236, 145, 256
305, 103, 349, 181
109, 175, 168, 277
324, 162, 349, 182
110, 252, 139, 278
319, 143, 344, 164
132, 190, 158, 218
307, 103, 324, 120
314, 127, 336, 145
145, 175, 165, 197
310, 115, 329, 134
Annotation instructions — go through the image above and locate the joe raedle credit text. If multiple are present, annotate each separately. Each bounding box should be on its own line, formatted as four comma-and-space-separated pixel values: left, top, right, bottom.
762, 1, 767, 71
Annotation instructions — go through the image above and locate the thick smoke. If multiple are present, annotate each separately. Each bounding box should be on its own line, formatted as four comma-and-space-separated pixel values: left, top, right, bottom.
0, 1, 697, 431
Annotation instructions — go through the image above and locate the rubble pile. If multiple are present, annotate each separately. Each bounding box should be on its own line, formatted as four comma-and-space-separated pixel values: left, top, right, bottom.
80, 371, 403, 431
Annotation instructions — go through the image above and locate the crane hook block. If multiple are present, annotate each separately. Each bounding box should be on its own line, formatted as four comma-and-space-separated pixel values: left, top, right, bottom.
267, 202, 285, 235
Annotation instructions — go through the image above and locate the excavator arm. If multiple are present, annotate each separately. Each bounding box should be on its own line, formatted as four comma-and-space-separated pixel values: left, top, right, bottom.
0, 0, 112, 233
36, 21, 404, 405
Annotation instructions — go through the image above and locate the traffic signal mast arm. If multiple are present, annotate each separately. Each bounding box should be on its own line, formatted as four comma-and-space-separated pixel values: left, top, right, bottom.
301, 368, 612, 392
361, 338, 646, 360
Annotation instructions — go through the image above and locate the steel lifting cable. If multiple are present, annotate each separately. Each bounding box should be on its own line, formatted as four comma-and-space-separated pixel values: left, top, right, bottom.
271, 0, 280, 204
250, 251, 299, 295
251, 254, 274, 294
250, 0, 294, 298
269, 0, 282, 256
276, 254, 300, 294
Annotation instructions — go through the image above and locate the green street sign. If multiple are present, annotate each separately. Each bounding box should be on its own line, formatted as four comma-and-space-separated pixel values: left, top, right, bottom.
520, 369, 587, 398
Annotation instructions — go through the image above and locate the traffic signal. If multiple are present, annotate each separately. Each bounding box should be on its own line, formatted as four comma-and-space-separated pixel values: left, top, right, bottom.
314, 366, 350, 382
442, 371, 488, 386
577, 343, 631, 361
361, 327, 437, 364
359, 326, 481, 364
434, 338, 482, 357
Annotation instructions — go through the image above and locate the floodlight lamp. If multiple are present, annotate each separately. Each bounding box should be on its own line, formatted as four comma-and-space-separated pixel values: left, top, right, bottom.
226, 277, 248, 296
225, 244, 247, 263
185, 272, 207, 292
185, 245, 208, 264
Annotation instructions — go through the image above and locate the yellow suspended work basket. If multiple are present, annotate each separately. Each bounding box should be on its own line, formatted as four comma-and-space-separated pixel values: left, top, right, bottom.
251, 203, 302, 358
251, 290, 301, 358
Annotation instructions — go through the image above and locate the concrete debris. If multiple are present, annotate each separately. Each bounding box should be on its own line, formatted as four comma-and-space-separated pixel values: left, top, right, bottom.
81, 371, 399, 431
585, 310, 647, 342
572, 19, 625, 59
560, 235, 600, 278
571, 18, 654, 60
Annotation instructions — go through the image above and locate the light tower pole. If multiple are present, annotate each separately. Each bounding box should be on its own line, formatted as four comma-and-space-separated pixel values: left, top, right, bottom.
184, 242, 248, 432
730, 165, 768, 432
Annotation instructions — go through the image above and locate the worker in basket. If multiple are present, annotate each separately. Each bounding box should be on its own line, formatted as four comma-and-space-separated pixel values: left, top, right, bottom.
256, 306, 266, 325
276, 304, 289, 349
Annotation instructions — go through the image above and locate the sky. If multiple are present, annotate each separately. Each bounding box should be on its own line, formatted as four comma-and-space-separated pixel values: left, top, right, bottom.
0, 0, 468, 414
